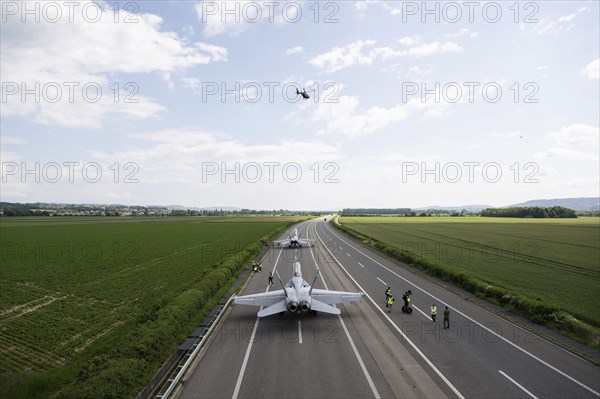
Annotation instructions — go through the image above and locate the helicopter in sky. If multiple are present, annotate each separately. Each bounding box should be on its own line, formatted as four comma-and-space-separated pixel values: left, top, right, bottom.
296, 87, 310, 99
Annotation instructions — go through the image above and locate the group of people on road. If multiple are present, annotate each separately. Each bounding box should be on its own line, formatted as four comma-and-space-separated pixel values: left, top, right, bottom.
252, 259, 262, 273
385, 287, 451, 328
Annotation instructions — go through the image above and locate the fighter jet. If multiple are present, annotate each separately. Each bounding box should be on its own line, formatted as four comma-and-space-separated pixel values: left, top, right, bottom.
234, 260, 364, 317
296, 88, 310, 99
273, 228, 315, 248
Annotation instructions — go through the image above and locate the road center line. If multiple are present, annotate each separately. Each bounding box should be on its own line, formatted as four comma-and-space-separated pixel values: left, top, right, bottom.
358, 262, 365, 268
298, 321, 303, 344
499, 370, 539, 399
376, 277, 387, 286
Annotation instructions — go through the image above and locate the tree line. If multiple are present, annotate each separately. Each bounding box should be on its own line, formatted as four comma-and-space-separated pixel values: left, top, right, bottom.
480, 206, 577, 218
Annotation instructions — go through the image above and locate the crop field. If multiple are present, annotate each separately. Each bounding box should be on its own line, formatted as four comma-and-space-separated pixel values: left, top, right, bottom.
339, 216, 600, 327
0, 215, 306, 398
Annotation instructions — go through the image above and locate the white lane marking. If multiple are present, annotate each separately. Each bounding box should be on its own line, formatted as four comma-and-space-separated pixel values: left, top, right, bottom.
298, 321, 303, 344
232, 247, 285, 399
316, 227, 465, 399
346, 252, 351, 257
323, 224, 600, 398
499, 370, 539, 399
411, 305, 429, 319
358, 262, 365, 268
308, 224, 381, 399
376, 277, 387, 286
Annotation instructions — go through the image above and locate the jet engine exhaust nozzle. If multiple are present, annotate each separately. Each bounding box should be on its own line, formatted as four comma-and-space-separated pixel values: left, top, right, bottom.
300, 301, 310, 312
287, 302, 298, 312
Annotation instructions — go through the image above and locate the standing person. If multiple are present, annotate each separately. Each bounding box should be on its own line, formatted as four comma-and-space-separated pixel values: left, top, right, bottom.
431, 304, 437, 323
268, 271, 274, 286
443, 306, 450, 329
402, 290, 412, 312
385, 287, 392, 307
387, 294, 394, 313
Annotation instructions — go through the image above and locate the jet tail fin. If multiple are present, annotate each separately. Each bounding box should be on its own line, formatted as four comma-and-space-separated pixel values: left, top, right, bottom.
275, 270, 286, 293
309, 270, 320, 296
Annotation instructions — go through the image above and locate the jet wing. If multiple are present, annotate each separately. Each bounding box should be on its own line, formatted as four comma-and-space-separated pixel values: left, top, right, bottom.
297, 238, 316, 247
234, 290, 285, 307
311, 289, 364, 305
272, 239, 291, 247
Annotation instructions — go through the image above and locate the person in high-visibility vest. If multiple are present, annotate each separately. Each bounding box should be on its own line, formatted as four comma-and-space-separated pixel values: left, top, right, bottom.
431, 304, 437, 323
385, 287, 392, 306
387, 294, 394, 313
402, 290, 411, 308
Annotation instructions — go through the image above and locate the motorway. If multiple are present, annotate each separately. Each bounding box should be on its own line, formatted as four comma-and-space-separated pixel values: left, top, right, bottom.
175, 218, 600, 399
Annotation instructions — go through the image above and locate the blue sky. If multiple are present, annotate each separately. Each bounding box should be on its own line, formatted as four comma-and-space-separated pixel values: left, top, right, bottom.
1, 0, 598, 210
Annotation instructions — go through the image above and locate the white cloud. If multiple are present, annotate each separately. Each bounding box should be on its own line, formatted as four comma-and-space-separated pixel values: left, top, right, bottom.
582, 59, 599, 80
0, 136, 26, 145
301, 94, 456, 138
405, 41, 464, 57
404, 65, 431, 79
309, 38, 463, 72
286, 46, 304, 55
526, 6, 587, 35
354, 1, 402, 15
181, 77, 202, 93
445, 29, 478, 39
87, 128, 342, 184
308, 40, 378, 72
491, 131, 522, 141
398, 36, 419, 46
546, 124, 599, 146
558, 13, 576, 23
2, 0, 226, 127
536, 124, 600, 161
195, 0, 295, 36
535, 147, 599, 161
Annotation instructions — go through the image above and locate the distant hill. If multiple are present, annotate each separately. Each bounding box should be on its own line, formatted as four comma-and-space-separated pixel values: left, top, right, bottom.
506, 197, 600, 211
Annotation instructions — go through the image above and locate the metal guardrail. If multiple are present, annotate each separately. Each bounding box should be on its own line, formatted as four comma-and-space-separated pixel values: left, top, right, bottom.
149, 233, 278, 398
155, 294, 236, 399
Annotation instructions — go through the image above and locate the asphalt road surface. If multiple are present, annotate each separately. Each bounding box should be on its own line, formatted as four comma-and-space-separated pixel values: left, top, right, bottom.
175, 218, 600, 399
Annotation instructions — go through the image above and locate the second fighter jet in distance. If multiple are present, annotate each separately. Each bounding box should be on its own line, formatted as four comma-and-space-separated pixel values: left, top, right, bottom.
273, 228, 315, 248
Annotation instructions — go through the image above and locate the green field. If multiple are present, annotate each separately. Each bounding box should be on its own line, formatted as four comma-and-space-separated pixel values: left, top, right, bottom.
338, 216, 600, 332
0, 215, 306, 398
